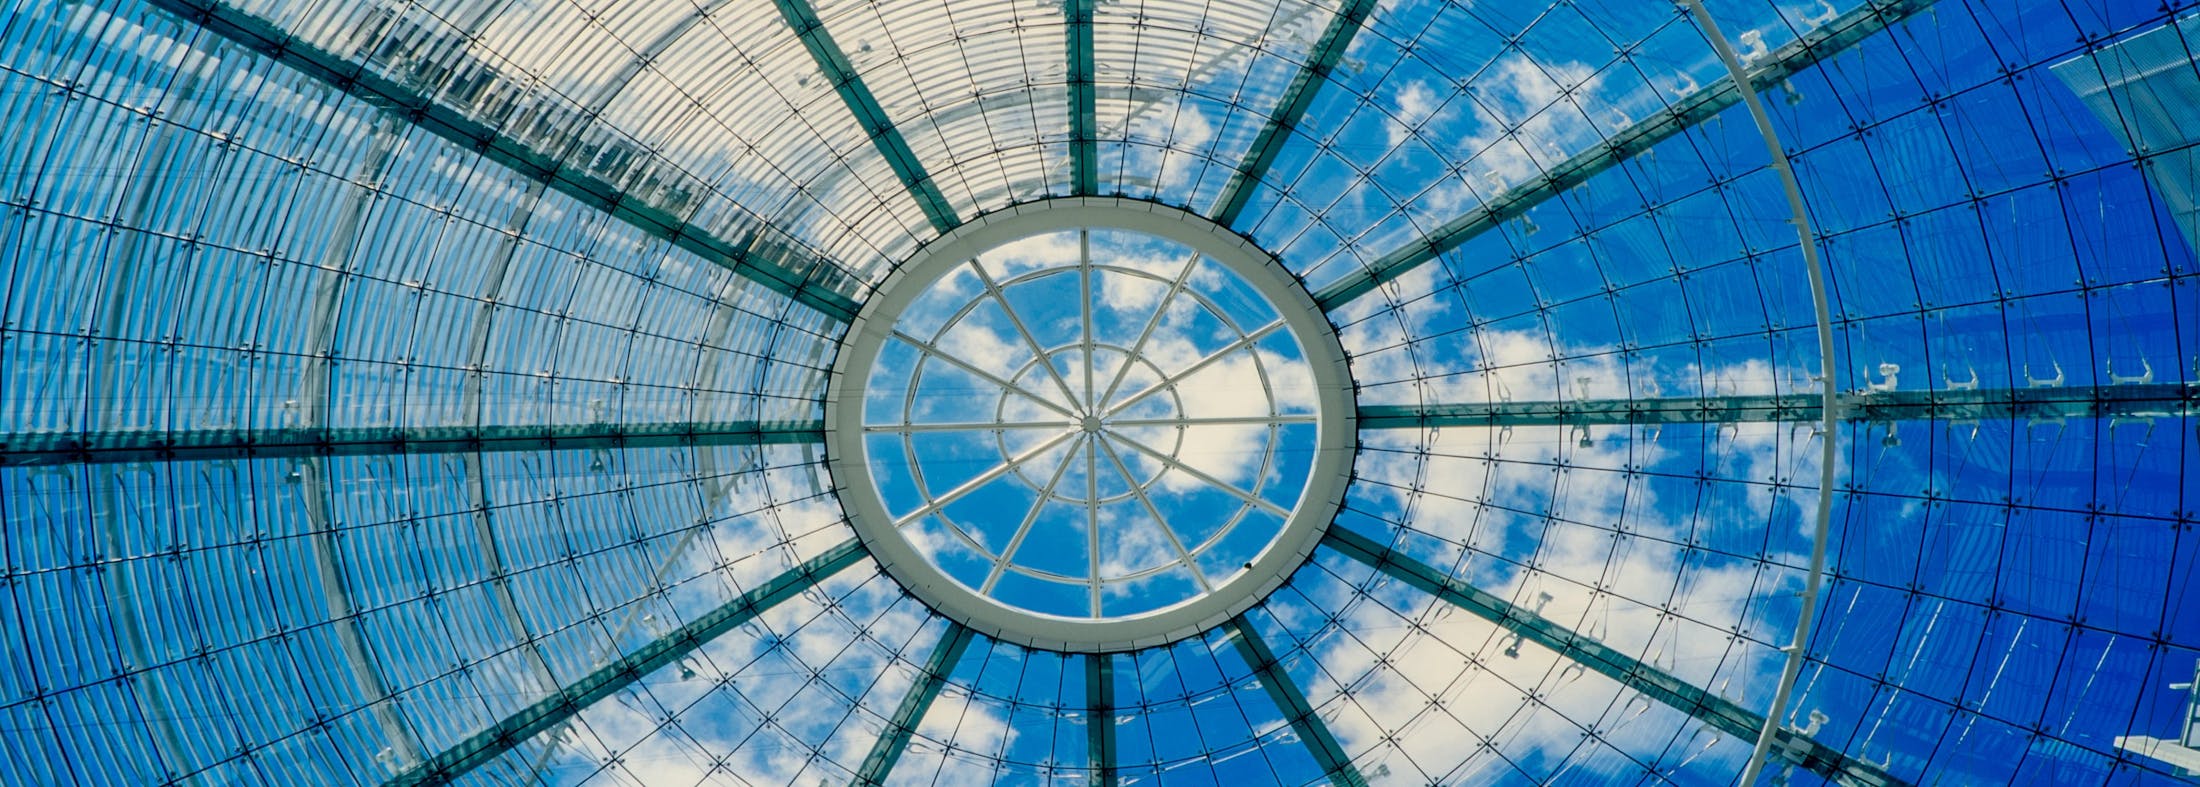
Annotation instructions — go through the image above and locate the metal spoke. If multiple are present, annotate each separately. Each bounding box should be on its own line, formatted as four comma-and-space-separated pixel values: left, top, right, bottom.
1108, 414, 1316, 428
1081, 231, 1099, 411
1354, 384, 2192, 429
1101, 429, 1288, 518
853, 625, 977, 787
1088, 654, 1119, 787
1100, 437, 1223, 589
1068, 0, 1098, 195
982, 434, 1085, 594
895, 430, 1081, 527
1085, 434, 1103, 616
772, 0, 960, 234
969, 260, 1090, 416
1093, 251, 1201, 411
1209, 0, 1378, 227
891, 329, 1081, 419
0, 420, 825, 468
863, 420, 1076, 434
1102, 320, 1286, 418
1096, 436, 1212, 591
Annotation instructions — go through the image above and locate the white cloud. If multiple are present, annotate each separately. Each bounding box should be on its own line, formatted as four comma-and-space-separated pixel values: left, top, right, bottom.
1095, 251, 1201, 317
978, 231, 1081, 281
1121, 99, 1217, 193
1096, 498, 1180, 584
1377, 54, 1607, 238
1386, 80, 1443, 150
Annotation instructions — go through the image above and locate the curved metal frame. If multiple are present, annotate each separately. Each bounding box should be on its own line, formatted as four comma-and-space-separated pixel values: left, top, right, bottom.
1676, 2, 1843, 784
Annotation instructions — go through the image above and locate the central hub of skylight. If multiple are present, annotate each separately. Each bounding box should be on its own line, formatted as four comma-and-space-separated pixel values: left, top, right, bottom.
827, 198, 1353, 652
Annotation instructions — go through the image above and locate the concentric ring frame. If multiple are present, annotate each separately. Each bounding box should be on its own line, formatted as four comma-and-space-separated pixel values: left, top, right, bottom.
826, 197, 1356, 653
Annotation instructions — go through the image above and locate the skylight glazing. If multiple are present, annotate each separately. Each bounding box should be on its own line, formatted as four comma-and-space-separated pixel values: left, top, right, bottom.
4, 0, 2199, 785
859, 229, 1317, 619
830, 199, 1352, 651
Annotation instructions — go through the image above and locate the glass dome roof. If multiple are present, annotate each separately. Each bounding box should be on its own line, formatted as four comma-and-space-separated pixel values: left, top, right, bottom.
2, 0, 2196, 784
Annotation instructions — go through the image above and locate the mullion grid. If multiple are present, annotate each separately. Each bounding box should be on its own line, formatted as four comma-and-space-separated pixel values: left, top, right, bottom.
1092, 0, 1328, 208
1330, 10, 2200, 414
499, 562, 938, 784
1104, 638, 1294, 783
1193, 627, 1316, 784
1307, 4, 2200, 776
1335, 430, 1808, 708
1262, 548, 1701, 783
1238, 3, 1693, 296
140, 446, 820, 782
898, 637, 1022, 783
382, 447, 802, 778
270, 0, 887, 301
0, 26, 831, 441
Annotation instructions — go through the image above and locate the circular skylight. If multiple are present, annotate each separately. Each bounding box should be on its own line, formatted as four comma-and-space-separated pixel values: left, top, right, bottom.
827, 198, 1354, 652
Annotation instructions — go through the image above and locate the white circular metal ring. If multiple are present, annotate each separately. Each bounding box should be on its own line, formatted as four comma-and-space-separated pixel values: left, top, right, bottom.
826, 197, 1355, 653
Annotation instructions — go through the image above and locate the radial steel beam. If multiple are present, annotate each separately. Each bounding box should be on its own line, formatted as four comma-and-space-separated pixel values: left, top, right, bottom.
853, 624, 978, 786
1310, 0, 1939, 312
1321, 527, 1907, 787
1356, 383, 2192, 430
1068, 0, 1098, 195
772, 0, 962, 234
144, 0, 863, 323
386, 538, 869, 785
0, 420, 825, 467
1210, 0, 1378, 227
1222, 618, 1367, 787
1087, 653, 1119, 787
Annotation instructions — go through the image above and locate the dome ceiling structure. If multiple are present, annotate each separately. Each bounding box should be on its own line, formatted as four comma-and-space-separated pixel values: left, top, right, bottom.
1, 0, 2197, 785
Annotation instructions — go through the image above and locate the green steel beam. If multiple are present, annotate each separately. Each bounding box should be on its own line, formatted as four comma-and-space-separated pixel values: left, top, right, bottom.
1087, 653, 1119, 787
145, 0, 863, 324
1210, 0, 1378, 227
1356, 383, 2192, 430
854, 624, 978, 786
1321, 527, 1908, 787
772, 0, 962, 233
0, 420, 825, 467
1222, 618, 1367, 787
386, 538, 869, 785
1310, 0, 1938, 312
1068, 0, 1098, 195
